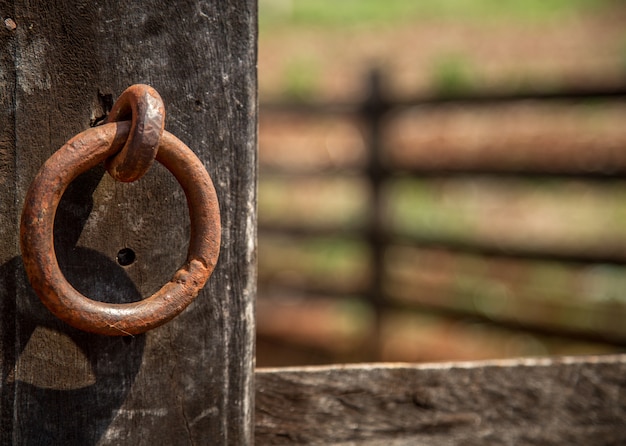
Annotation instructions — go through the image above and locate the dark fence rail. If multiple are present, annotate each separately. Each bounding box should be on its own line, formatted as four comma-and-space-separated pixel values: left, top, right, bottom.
259, 69, 626, 350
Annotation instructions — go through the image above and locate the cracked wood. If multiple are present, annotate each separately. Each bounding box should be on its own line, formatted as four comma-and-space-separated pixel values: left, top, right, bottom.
256, 355, 626, 445
0, 1, 256, 444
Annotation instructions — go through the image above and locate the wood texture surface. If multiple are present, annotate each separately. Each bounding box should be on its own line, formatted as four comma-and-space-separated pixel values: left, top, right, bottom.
256, 355, 626, 445
0, 1, 256, 444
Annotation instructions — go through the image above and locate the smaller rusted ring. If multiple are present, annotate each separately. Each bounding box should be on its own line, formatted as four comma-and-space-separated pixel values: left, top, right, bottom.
20, 121, 221, 336
105, 84, 166, 182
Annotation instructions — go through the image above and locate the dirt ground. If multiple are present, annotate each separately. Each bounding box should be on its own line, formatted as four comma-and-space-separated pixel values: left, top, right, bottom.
256, 7, 626, 367
259, 9, 626, 101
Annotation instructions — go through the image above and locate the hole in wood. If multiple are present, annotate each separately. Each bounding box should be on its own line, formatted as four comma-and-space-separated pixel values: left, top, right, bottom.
116, 248, 136, 266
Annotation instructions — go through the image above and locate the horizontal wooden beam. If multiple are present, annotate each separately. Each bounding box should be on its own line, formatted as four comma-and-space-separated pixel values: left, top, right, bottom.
260, 85, 626, 115
260, 166, 626, 180
256, 355, 626, 445
259, 224, 626, 266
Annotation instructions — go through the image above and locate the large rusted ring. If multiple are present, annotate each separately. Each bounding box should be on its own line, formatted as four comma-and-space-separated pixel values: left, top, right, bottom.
20, 121, 221, 336
105, 84, 166, 182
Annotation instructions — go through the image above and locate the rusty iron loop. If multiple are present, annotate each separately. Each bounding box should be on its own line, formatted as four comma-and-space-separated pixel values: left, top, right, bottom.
20, 121, 221, 336
105, 84, 166, 182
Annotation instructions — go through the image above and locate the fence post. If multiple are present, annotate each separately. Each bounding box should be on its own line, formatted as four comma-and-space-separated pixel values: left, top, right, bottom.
0, 1, 256, 443
362, 68, 390, 360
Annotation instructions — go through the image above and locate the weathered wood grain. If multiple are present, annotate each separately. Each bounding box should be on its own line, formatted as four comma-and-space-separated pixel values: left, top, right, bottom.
0, 1, 256, 444
0, 1, 18, 439
256, 355, 626, 445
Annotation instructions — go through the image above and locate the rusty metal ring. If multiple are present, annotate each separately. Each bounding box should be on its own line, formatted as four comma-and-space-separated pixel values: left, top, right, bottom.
20, 121, 221, 336
105, 84, 166, 182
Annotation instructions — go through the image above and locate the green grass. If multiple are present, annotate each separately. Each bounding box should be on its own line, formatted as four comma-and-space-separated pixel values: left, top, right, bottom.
259, 235, 369, 285
260, 0, 612, 29
282, 58, 320, 101
430, 52, 476, 95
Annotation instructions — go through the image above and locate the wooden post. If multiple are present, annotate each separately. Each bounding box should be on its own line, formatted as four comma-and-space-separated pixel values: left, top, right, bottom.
363, 68, 389, 361
0, 1, 256, 444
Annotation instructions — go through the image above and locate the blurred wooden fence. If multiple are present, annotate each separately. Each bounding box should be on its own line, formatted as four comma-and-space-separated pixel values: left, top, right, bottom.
259, 69, 626, 355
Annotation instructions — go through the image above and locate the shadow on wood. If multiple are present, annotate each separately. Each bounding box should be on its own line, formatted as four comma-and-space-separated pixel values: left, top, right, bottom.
1, 167, 145, 445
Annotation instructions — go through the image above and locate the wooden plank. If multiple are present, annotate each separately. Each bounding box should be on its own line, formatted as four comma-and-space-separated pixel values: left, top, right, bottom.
256, 355, 626, 445
1, 1, 256, 444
